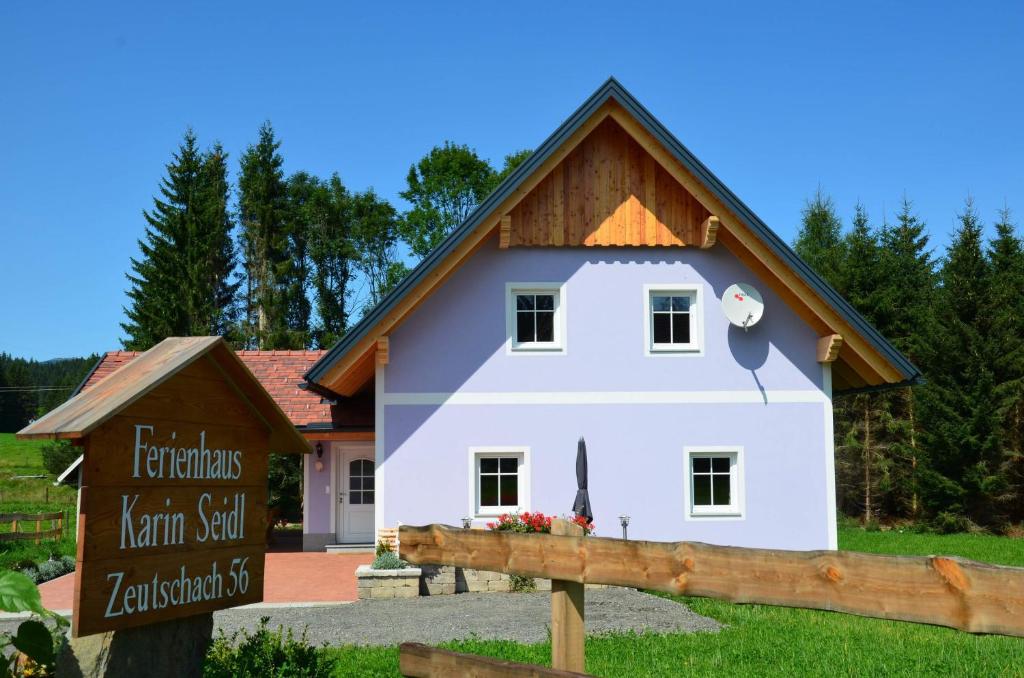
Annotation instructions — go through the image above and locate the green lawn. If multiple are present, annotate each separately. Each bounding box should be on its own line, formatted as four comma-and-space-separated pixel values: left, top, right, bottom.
0, 433, 78, 569
321, 526, 1024, 677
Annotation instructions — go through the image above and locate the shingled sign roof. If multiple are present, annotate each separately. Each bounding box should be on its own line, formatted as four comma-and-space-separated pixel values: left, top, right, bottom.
19, 337, 310, 455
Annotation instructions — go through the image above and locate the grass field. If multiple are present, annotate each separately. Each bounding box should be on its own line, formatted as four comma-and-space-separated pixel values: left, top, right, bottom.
322, 526, 1024, 677
0, 433, 78, 569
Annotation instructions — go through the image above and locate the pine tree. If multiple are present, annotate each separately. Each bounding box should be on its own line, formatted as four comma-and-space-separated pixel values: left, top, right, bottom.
875, 197, 938, 518
193, 144, 241, 339
985, 207, 1024, 520
238, 123, 296, 349
295, 172, 354, 348
920, 198, 1005, 525
122, 130, 238, 350
794, 190, 846, 286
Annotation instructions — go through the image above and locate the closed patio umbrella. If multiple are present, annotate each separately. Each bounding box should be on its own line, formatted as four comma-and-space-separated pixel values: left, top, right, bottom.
572, 437, 593, 523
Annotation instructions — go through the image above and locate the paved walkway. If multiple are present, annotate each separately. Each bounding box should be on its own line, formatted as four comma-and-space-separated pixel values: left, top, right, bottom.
36, 552, 373, 612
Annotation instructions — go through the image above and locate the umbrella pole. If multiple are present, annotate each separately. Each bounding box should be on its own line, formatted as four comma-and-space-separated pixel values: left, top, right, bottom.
550, 518, 586, 672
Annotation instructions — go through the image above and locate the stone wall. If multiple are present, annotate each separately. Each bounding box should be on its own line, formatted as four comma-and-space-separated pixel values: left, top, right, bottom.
355, 565, 421, 600
419, 565, 552, 595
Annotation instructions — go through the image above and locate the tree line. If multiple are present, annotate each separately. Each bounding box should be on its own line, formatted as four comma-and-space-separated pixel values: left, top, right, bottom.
0, 354, 98, 431
122, 125, 529, 351
794, 193, 1023, 531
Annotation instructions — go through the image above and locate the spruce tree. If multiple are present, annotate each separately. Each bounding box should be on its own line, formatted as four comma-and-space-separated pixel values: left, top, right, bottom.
875, 198, 938, 518
920, 198, 1005, 525
238, 123, 295, 349
985, 207, 1024, 520
794, 190, 846, 286
122, 130, 238, 350
193, 144, 241, 339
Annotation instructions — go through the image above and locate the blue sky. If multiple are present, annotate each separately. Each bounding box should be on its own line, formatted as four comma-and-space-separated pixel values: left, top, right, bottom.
1, 2, 1021, 360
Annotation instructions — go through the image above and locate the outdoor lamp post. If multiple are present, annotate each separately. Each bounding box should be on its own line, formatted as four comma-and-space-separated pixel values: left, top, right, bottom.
619, 514, 630, 540
462, 517, 473, 529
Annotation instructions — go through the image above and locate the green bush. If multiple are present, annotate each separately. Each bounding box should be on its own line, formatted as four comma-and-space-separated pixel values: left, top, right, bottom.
21, 556, 76, 584
375, 539, 393, 557
204, 617, 330, 678
932, 511, 975, 535
370, 552, 408, 570
39, 440, 78, 478
508, 574, 537, 593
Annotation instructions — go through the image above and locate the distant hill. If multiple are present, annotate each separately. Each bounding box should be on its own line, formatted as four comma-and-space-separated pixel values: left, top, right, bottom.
0, 353, 98, 432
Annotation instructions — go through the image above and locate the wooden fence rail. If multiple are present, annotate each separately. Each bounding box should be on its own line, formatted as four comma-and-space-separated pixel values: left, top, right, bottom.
399, 522, 1024, 676
399, 643, 588, 678
0, 511, 64, 544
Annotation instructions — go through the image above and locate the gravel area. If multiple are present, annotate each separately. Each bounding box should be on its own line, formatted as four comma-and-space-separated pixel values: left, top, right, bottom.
213, 588, 720, 646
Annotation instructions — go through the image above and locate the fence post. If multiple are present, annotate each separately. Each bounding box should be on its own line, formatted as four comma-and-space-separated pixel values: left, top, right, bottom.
549, 518, 585, 673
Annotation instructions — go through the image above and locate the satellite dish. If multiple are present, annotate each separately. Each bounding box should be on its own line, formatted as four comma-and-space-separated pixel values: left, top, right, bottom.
721, 283, 764, 331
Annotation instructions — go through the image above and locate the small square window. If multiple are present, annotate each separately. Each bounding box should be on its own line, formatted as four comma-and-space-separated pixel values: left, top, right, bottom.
508, 284, 565, 352
686, 448, 743, 518
645, 286, 701, 354
473, 450, 528, 516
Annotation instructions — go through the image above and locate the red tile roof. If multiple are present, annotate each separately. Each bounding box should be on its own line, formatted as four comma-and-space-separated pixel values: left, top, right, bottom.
79, 349, 348, 429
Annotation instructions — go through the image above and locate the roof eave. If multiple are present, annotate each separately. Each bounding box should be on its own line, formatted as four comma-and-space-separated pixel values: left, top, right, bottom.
305, 77, 919, 388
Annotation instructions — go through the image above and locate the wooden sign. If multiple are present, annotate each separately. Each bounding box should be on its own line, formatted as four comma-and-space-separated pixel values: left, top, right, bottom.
17, 337, 310, 638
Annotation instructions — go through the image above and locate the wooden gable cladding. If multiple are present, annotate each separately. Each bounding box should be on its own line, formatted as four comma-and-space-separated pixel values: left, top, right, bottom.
506, 117, 711, 248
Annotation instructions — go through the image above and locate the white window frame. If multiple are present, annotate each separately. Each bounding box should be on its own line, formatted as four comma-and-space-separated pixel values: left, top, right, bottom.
506, 282, 567, 354
468, 446, 531, 517
643, 284, 703, 356
683, 446, 744, 520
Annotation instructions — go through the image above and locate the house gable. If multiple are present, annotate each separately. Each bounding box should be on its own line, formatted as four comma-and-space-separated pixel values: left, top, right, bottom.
305, 78, 921, 396
506, 116, 712, 248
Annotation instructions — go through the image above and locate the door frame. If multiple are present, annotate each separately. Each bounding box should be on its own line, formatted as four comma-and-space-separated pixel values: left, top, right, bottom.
332, 441, 375, 543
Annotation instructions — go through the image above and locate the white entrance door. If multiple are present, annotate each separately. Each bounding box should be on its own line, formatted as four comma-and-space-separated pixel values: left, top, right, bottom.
335, 443, 375, 544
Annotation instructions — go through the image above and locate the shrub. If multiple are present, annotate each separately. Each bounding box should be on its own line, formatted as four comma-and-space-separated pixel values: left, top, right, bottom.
0, 570, 68, 677
371, 552, 408, 570
204, 617, 330, 678
508, 574, 537, 593
932, 511, 974, 535
20, 556, 75, 585
375, 539, 393, 557
40, 440, 78, 478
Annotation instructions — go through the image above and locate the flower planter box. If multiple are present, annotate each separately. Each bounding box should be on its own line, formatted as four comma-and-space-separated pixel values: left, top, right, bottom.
356, 565, 422, 600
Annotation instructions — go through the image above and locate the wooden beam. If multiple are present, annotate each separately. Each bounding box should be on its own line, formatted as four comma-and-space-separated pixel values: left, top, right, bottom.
550, 519, 585, 673
399, 643, 589, 677
699, 215, 720, 249
300, 430, 374, 442
400, 524, 1024, 638
499, 215, 512, 249
817, 334, 843, 363
318, 102, 618, 394
376, 337, 389, 366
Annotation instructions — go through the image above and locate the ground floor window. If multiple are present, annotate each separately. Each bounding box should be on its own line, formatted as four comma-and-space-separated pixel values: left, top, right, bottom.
470, 447, 530, 516
686, 447, 743, 518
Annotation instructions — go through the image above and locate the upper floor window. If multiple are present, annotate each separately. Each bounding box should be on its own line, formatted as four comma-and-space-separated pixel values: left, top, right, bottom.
644, 285, 701, 354
506, 283, 565, 352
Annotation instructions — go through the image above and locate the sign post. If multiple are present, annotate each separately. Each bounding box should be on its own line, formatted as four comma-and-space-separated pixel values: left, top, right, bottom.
18, 337, 310, 676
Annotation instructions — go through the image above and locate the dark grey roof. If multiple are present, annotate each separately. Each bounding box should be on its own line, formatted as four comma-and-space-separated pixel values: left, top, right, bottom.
304, 77, 922, 392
